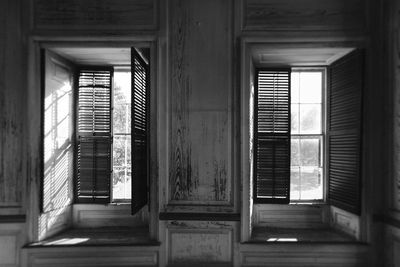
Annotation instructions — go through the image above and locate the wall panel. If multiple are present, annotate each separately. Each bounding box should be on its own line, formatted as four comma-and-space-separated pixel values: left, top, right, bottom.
0, 0, 25, 212
168, 0, 233, 207
33, 0, 158, 31
242, 0, 365, 31
0, 223, 24, 267
166, 221, 235, 265
23, 246, 159, 267
393, 0, 400, 212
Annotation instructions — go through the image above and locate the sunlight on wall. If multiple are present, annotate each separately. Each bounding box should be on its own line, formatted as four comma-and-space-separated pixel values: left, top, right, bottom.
41, 60, 74, 240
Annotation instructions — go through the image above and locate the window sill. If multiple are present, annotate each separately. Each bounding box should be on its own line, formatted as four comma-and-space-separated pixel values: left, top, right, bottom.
28, 226, 159, 247
250, 226, 356, 243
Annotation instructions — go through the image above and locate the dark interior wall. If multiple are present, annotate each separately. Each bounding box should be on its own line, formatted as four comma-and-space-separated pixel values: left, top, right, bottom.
0, 0, 26, 213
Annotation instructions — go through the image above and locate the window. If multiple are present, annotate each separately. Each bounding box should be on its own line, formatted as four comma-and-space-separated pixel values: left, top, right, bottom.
42, 48, 150, 214
75, 49, 149, 213
290, 69, 324, 201
253, 50, 363, 214
112, 70, 132, 201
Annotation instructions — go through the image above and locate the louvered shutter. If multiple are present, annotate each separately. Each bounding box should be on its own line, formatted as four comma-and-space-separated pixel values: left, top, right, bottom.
328, 50, 363, 214
76, 68, 113, 203
254, 69, 291, 204
131, 49, 149, 214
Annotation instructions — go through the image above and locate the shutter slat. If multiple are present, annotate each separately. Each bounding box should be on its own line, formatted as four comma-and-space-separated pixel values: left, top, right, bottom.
254, 69, 291, 204
328, 50, 363, 215
76, 68, 113, 203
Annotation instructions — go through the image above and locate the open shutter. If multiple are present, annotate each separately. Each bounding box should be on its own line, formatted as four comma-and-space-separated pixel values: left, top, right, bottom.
131, 49, 149, 214
76, 68, 113, 203
254, 69, 291, 204
328, 50, 363, 214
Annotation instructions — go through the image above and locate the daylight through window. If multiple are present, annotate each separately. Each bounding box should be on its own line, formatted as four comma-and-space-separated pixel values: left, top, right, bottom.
290, 70, 324, 201
112, 70, 132, 201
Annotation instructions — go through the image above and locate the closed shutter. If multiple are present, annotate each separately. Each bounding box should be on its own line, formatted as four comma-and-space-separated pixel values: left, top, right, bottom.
254, 69, 291, 204
131, 49, 149, 214
76, 68, 113, 203
328, 50, 363, 214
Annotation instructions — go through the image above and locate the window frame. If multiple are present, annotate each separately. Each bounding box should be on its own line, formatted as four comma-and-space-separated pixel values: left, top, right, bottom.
289, 67, 327, 204
252, 67, 328, 204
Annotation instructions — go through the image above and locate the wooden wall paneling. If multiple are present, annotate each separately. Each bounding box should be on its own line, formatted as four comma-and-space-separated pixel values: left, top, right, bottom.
240, 243, 369, 267
23, 246, 159, 267
0, 0, 25, 212
239, 39, 255, 242
393, 0, 400, 212
168, 0, 234, 207
72, 204, 148, 228
26, 36, 45, 245
254, 204, 327, 229
0, 223, 24, 267
241, 0, 365, 32
33, 0, 158, 31
166, 221, 236, 265
330, 206, 360, 239
384, 223, 400, 267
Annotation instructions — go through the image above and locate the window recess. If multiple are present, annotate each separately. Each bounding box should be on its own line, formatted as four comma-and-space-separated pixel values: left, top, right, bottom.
253, 49, 363, 215
44, 48, 151, 212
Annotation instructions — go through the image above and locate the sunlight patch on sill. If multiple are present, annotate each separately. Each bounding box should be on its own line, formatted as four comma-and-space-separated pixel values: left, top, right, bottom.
44, 238, 90, 245
267, 237, 298, 242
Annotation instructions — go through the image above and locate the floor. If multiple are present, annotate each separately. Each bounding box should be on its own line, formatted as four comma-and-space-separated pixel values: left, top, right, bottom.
250, 226, 356, 243
29, 226, 158, 246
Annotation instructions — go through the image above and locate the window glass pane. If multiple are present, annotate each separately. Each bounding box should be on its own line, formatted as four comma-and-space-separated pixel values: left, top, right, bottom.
113, 135, 130, 166
299, 104, 321, 134
112, 70, 132, 201
290, 70, 324, 202
113, 168, 125, 199
113, 104, 129, 133
299, 72, 322, 103
299, 167, 323, 200
300, 138, 320, 166
112, 167, 131, 200
114, 72, 131, 103
291, 72, 300, 103
291, 138, 300, 166
290, 167, 300, 200
291, 104, 299, 134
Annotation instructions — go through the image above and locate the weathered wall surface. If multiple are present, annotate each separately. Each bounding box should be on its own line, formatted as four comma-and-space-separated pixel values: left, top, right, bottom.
2, 0, 395, 266
0, 0, 27, 266
33, 0, 158, 32
241, 0, 365, 31
167, 0, 233, 207
386, 0, 400, 265
0, 0, 25, 214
